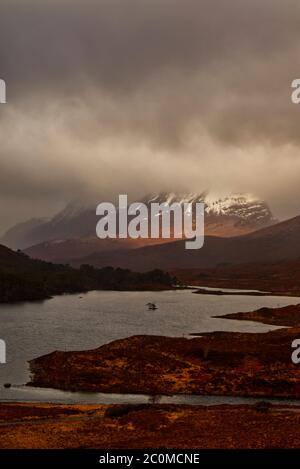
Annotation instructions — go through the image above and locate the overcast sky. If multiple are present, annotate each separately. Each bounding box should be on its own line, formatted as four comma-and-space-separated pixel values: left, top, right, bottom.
1, 0, 300, 233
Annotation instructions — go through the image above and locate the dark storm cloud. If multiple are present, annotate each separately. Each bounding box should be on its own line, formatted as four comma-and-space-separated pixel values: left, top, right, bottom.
1, 0, 300, 231
1, 0, 300, 144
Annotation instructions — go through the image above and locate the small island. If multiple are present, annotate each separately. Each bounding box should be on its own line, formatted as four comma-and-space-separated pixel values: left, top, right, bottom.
29, 306, 300, 398
0, 304, 300, 448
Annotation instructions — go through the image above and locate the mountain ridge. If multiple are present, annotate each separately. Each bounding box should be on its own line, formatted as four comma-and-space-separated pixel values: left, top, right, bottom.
66, 213, 300, 272
1, 192, 276, 264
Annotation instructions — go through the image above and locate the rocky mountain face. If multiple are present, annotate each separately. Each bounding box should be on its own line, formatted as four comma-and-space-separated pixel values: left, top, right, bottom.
143, 192, 275, 237
1, 192, 276, 264
1, 203, 97, 250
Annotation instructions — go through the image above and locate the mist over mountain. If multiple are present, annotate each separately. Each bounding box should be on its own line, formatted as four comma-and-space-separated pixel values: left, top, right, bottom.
1, 0, 300, 229
1, 192, 275, 265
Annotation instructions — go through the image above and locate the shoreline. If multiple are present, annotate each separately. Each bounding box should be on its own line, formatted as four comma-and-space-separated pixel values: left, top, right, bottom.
27, 311, 300, 398
192, 287, 269, 296
215, 303, 300, 326
2, 283, 299, 306
2, 302, 300, 448
0, 284, 181, 305
172, 264, 300, 298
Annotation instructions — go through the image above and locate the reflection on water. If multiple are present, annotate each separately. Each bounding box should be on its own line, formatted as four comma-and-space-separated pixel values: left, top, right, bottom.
2, 385, 300, 408
0, 289, 299, 402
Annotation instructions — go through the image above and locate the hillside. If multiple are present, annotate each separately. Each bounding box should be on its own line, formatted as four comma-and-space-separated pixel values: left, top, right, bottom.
67, 214, 300, 272
0, 244, 176, 303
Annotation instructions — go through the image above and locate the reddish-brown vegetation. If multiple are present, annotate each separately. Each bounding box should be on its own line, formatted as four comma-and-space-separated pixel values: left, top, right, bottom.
1, 403, 300, 449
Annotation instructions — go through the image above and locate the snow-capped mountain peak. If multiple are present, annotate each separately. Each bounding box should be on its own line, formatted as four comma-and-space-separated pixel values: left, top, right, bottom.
143, 191, 275, 233
1, 191, 276, 250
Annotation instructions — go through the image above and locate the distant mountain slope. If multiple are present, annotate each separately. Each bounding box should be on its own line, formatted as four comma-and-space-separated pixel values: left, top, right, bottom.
148, 192, 274, 230
0, 243, 38, 272
172, 258, 300, 296
23, 236, 175, 264
69, 214, 300, 272
244, 213, 300, 239
0, 244, 175, 303
1, 192, 275, 263
204, 192, 275, 235
1, 218, 48, 250
1, 203, 97, 250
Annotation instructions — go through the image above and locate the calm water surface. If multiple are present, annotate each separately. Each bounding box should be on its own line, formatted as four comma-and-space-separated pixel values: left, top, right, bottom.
0, 289, 299, 403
